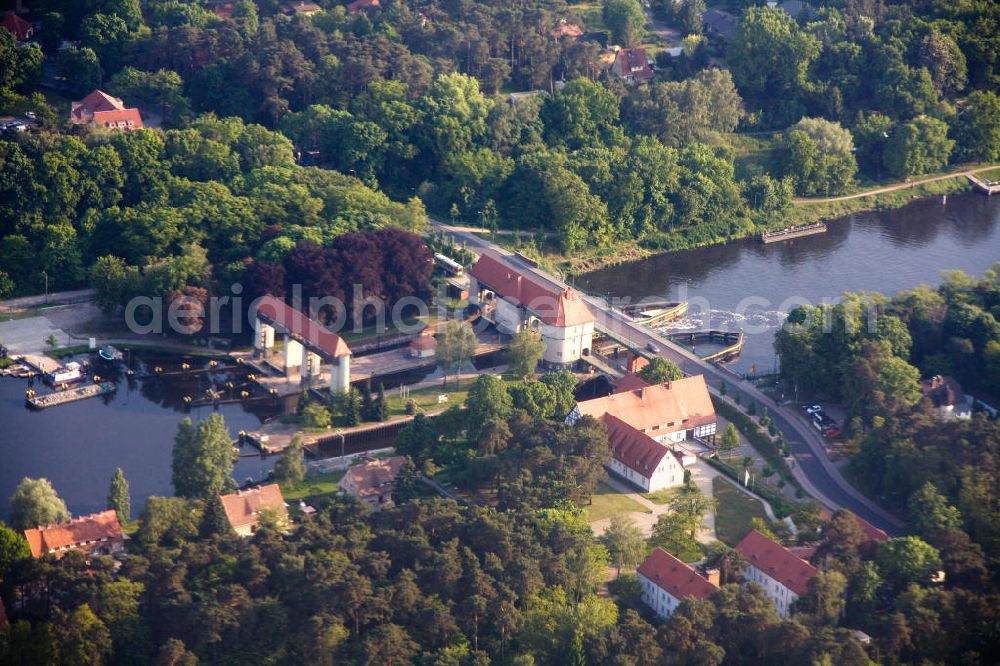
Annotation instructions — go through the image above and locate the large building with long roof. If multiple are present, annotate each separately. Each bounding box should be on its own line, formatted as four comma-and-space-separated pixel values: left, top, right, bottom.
468, 254, 594, 367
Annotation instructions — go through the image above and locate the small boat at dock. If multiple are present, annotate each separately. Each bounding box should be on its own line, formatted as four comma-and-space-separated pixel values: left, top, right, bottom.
97, 345, 123, 361
46, 361, 85, 386
761, 222, 827, 244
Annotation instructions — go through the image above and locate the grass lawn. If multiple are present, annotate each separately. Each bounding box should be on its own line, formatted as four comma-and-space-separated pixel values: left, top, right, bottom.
280, 471, 346, 502
723, 132, 781, 181
977, 166, 1000, 183
584, 481, 653, 522
712, 476, 768, 546
641, 488, 678, 505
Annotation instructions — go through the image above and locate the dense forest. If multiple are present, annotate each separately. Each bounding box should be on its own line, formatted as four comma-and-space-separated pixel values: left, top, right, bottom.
3, 369, 1000, 664
4, 0, 1000, 297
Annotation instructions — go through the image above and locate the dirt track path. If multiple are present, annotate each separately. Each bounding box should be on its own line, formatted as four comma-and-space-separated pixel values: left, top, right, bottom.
792, 165, 999, 204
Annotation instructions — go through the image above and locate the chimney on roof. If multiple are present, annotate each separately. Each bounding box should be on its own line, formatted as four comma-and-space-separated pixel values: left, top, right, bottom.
705, 568, 720, 587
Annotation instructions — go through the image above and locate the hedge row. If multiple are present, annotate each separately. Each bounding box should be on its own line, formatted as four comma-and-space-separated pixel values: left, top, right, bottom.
711, 395, 802, 491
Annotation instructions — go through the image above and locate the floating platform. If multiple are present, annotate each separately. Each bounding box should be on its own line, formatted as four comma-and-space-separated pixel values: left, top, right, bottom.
968, 173, 1000, 195
761, 222, 827, 244
622, 300, 689, 325
26, 382, 116, 409
666, 330, 744, 362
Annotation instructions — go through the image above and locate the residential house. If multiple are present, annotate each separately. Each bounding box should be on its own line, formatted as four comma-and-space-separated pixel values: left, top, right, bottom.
281, 1, 322, 15
339, 456, 406, 509
638, 547, 718, 618
410, 333, 437, 358
603, 414, 686, 492
611, 47, 654, 83
777, 0, 812, 20
70, 89, 144, 131
702, 8, 738, 39
23, 510, 125, 559
551, 19, 583, 39
469, 254, 595, 367
569, 374, 717, 444
736, 529, 818, 618
346, 0, 381, 12
220, 484, 289, 537
1, 10, 33, 41
817, 508, 889, 558
920, 375, 972, 419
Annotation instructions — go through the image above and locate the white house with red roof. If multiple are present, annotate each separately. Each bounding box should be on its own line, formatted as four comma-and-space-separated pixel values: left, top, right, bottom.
220, 484, 289, 537
469, 254, 594, 367
569, 374, 717, 444
603, 414, 685, 491
70, 90, 144, 131
736, 529, 818, 618
23, 510, 125, 559
638, 547, 718, 618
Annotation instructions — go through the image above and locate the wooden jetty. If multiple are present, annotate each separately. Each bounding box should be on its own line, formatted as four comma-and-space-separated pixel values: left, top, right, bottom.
968, 173, 1000, 195
761, 222, 827, 244
666, 330, 744, 362
26, 382, 116, 409
621, 300, 689, 325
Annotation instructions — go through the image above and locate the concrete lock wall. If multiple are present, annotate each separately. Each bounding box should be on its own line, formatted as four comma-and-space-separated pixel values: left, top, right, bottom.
284, 337, 304, 376
331, 356, 350, 393
254, 321, 275, 351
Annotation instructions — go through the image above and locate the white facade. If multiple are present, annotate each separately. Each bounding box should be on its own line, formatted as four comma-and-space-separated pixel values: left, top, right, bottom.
608, 448, 683, 492
540, 320, 595, 365
639, 572, 684, 618
744, 564, 798, 618
472, 288, 593, 367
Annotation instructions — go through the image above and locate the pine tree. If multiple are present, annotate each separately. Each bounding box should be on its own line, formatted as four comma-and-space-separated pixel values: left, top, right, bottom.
392, 458, 422, 505
360, 381, 373, 421
107, 468, 131, 524
344, 387, 361, 426
200, 494, 234, 539
374, 384, 388, 421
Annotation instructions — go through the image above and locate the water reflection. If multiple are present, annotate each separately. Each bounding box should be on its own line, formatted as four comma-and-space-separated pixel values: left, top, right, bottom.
580, 192, 1000, 373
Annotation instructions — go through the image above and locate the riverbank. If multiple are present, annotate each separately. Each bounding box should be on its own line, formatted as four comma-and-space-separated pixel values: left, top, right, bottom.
507, 168, 988, 277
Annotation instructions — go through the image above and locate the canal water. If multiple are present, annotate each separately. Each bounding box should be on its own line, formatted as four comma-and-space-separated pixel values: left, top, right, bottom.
578, 192, 1000, 375
0, 353, 285, 522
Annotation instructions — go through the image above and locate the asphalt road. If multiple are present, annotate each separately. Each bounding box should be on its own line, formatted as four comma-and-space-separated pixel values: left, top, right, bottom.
430, 219, 903, 535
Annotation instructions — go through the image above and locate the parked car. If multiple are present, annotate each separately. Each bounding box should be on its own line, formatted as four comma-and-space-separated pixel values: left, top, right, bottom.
823, 426, 842, 438
646, 342, 660, 353
803, 404, 822, 414
24, 111, 36, 120
8, 121, 26, 132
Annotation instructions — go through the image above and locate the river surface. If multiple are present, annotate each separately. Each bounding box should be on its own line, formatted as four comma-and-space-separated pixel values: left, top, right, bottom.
0, 353, 285, 522
579, 192, 1000, 375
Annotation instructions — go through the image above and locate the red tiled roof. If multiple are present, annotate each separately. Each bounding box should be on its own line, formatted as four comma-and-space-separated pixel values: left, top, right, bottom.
93, 108, 144, 129
614, 373, 650, 393
342, 456, 405, 498
576, 375, 715, 435
638, 547, 718, 600
254, 295, 351, 359
71, 90, 126, 121
736, 529, 817, 596
818, 508, 889, 544
603, 414, 677, 478
23, 510, 123, 558
1, 11, 32, 41
613, 48, 654, 81
346, 0, 381, 12
469, 254, 594, 327
920, 375, 965, 408
220, 484, 288, 531
410, 334, 437, 350
552, 21, 583, 38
